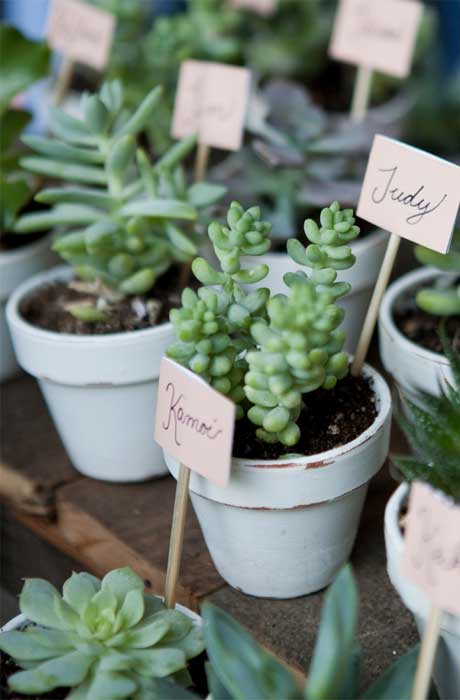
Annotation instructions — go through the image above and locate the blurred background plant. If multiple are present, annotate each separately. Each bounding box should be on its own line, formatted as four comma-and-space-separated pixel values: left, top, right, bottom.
414, 229, 460, 317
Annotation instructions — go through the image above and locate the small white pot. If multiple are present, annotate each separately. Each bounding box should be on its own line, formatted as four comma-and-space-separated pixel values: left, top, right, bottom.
245, 229, 388, 353
385, 484, 460, 700
166, 363, 391, 599
0, 235, 54, 382
379, 267, 453, 401
6, 265, 175, 482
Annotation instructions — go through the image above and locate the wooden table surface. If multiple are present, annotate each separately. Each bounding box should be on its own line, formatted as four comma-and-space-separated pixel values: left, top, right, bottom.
0, 371, 417, 687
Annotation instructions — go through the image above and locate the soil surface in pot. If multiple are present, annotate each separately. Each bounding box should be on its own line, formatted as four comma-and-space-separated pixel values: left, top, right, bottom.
394, 307, 460, 354
20, 264, 193, 335
233, 372, 377, 460
0, 646, 208, 699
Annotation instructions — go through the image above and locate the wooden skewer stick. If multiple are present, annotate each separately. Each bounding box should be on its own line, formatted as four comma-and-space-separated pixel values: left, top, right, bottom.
164, 463, 191, 609
53, 56, 75, 106
351, 65, 373, 124
412, 606, 442, 700
351, 232, 401, 376
194, 142, 210, 182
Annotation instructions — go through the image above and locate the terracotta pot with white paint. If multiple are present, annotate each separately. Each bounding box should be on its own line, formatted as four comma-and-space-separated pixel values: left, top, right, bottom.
244, 229, 388, 353
385, 484, 460, 700
165, 363, 391, 599
379, 267, 453, 401
6, 265, 174, 482
0, 235, 54, 382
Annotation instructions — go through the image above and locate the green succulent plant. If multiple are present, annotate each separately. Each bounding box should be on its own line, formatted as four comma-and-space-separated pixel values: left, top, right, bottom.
0, 24, 50, 234
150, 565, 421, 700
15, 80, 225, 320
394, 328, 460, 500
168, 200, 357, 446
414, 228, 460, 316
0, 567, 204, 699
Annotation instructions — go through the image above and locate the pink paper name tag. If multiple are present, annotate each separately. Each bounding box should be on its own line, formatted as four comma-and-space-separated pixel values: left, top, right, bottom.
403, 482, 460, 616
171, 60, 251, 151
357, 135, 460, 253
229, 0, 277, 15
47, 0, 115, 71
154, 358, 235, 487
329, 0, 422, 78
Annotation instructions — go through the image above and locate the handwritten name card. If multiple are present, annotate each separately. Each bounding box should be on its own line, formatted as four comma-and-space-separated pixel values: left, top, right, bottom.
403, 482, 460, 616
329, 0, 422, 78
357, 135, 460, 253
47, 0, 115, 71
171, 60, 251, 151
229, 0, 278, 16
154, 358, 235, 487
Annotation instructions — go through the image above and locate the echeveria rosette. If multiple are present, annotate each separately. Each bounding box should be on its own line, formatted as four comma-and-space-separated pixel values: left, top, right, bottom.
168, 202, 271, 418
15, 80, 225, 317
414, 228, 460, 316
245, 281, 348, 446
0, 567, 204, 699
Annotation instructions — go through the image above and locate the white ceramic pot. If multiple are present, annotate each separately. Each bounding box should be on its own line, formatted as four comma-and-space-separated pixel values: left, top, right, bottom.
244, 229, 388, 353
379, 267, 453, 402
385, 484, 460, 700
6, 265, 175, 482
165, 363, 391, 599
0, 235, 54, 382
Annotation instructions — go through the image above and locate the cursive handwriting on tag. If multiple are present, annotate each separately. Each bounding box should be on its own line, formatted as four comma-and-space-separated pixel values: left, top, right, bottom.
403, 482, 460, 616
154, 358, 235, 487
47, 0, 115, 71
329, 0, 422, 78
171, 60, 251, 151
357, 135, 460, 253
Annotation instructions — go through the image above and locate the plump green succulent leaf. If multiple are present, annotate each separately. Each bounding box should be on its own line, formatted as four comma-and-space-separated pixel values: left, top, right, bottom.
187, 182, 227, 208
117, 85, 163, 138
0, 25, 50, 114
22, 135, 105, 164
362, 646, 419, 700
20, 156, 106, 185
36, 187, 113, 208
416, 288, 460, 316
119, 199, 197, 220
9, 651, 93, 694
1, 108, 31, 151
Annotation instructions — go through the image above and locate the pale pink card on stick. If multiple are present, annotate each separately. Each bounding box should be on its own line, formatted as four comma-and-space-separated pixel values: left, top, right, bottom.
229, 0, 277, 16
329, 0, 422, 78
357, 135, 460, 254
47, 0, 115, 71
171, 60, 251, 151
403, 482, 460, 616
154, 358, 236, 487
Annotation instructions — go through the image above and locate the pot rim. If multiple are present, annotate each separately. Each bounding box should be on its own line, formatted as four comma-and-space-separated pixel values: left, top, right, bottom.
379, 267, 450, 368
6, 264, 173, 346
0, 233, 52, 268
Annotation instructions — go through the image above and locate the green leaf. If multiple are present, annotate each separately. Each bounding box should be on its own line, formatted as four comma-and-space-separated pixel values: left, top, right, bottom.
166, 223, 197, 256
118, 617, 170, 649
130, 648, 187, 677
15, 205, 101, 233
120, 199, 197, 221
305, 565, 359, 700
287, 238, 308, 266
67, 304, 110, 323
233, 264, 269, 285
206, 662, 233, 700
119, 268, 157, 295
49, 107, 97, 146
101, 567, 145, 605
154, 678, 201, 699
20, 157, 106, 185
36, 187, 113, 208
117, 589, 145, 629
9, 651, 93, 694
363, 645, 419, 700
19, 579, 67, 630
86, 670, 136, 700
0, 630, 66, 661
0, 176, 31, 229
22, 135, 104, 164
117, 85, 163, 138
187, 182, 227, 208
0, 108, 31, 151
0, 25, 50, 113
192, 258, 227, 285
155, 134, 197, 171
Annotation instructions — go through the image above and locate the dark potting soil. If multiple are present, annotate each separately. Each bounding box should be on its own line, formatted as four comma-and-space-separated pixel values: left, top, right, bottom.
20, 265, 192, 335
394, 307, 460, 354
233, 372, 377, 460
0, 646, 208, 699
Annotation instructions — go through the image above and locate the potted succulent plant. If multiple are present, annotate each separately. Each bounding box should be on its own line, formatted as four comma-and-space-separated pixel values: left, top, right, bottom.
211, 79, 412, 351
0, 566, 205, 699
164, 200, 391, 599
379, 230, 459, 401
384, 335, 460, 700
6, 80, 225, 482
0, 24, 54, 382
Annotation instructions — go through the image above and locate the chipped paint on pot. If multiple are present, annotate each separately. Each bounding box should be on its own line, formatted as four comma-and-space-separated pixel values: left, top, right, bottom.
379, 267, 453, 402
385, 484, 460, 700
165, 363, 392, 599
244, 228, 388, 353
6, 266, 174, 482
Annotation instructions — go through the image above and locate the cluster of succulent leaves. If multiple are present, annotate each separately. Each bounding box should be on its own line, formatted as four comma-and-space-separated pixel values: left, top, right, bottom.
0, 567, 204, 699
0, 24, 50, 233
211, 78, 412, 238
168, 200, 358, 446
414, 228, 460, 316
149, 565, 421, 700
15, 80, 225, 317
394, 327, 460, 500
